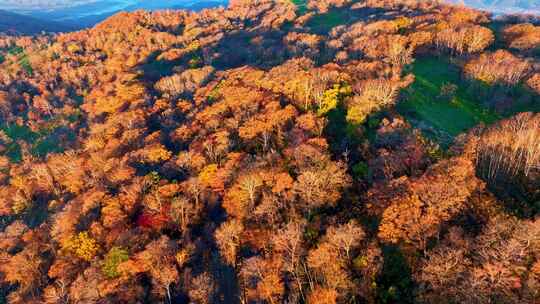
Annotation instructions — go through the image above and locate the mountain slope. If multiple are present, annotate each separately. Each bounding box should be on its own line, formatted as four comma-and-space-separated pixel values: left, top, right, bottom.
0, 10, 75, 34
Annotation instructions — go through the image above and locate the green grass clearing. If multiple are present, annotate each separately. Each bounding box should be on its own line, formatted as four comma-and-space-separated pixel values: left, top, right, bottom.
397, 56, 500, 144
304, 6, 388, 35
290, 0, 308, 15
1, 46, 33, 75
306, 9, 351, 34
1, 122, 71, 162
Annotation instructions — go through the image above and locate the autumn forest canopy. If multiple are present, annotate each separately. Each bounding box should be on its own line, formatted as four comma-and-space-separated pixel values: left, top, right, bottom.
0, 0, 539, 303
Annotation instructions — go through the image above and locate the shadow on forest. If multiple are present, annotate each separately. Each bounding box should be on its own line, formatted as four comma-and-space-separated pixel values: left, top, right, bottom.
376, 245, 415, 304
476, 166, 540, 219
204, 5, 416, 70
138, 3, 421, 80
211, 28, 288, 70
139, 50, 189, 81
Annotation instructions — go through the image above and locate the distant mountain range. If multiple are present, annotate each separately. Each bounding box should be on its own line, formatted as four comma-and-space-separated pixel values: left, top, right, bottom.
0, 1, 99, 10
0, 0, 229, 30
447, 0, 540, 14
0, 10, 75, 35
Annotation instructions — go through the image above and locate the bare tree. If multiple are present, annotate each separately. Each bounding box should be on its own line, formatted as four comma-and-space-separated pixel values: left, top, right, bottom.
477, 112, 540, 179
215, 219, 244, 266
326, 220, 366, 259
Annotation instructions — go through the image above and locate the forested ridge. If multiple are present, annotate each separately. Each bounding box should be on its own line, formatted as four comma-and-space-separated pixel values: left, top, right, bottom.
0, 0, 538, 303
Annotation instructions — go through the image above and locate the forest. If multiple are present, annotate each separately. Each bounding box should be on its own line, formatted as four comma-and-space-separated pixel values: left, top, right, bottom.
0, 0, 538, 303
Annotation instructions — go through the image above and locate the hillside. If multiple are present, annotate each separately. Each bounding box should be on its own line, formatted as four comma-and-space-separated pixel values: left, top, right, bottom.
0, 10, 75, 34
0, 0, 538, 303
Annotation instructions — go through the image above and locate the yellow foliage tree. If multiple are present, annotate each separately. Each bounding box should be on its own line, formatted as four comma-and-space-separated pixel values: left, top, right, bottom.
199, 164, 219, 188
317, 83, 352, 116
143, 144, 172, 163
61, 232, 100, 261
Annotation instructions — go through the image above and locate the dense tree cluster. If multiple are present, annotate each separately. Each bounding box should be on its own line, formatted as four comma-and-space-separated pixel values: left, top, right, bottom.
503, 22, 540, 52
0, 0, 538, 303
464, 49, 530, 86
